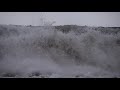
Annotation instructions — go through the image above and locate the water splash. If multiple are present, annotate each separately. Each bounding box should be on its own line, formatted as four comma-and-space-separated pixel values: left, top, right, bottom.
0, 25, 120, 77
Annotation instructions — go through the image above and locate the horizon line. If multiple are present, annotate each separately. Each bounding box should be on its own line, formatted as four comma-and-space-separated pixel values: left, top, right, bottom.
0, 24, 120, 28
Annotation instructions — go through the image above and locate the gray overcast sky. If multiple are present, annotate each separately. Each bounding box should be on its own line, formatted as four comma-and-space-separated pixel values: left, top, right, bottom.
0, 12, 120, 27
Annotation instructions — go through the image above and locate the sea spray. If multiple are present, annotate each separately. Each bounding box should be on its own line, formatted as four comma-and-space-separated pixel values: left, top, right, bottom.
0, 25, 120, 77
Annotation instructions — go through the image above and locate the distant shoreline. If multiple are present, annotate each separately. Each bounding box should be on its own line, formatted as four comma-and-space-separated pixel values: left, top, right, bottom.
0, 24, 120, 28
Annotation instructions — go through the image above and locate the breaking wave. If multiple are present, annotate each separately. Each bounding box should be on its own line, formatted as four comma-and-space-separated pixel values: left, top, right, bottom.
0, 25, 120, 78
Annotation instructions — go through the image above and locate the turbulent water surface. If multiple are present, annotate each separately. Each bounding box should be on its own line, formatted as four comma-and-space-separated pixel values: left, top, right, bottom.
0, 25, 120, 78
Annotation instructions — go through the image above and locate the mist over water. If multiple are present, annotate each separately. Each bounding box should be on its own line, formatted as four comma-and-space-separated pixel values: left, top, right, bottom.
0, 25, 120, 78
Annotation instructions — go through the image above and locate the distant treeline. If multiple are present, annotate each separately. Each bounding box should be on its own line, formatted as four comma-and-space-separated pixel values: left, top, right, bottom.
55, 25, 120, 34
0, 25, 120, 37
